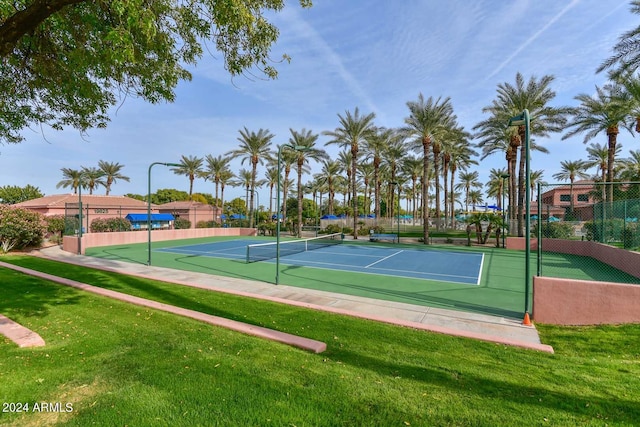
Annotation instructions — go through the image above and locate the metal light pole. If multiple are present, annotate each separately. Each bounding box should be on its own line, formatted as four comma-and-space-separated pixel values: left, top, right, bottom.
147, 162, 181, 266
500, 173, 510, 248
276, 144, 308, 285
508, 109, 531, 324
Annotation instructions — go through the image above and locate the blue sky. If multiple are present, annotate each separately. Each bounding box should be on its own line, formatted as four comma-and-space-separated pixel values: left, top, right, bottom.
1, 0, 637, 205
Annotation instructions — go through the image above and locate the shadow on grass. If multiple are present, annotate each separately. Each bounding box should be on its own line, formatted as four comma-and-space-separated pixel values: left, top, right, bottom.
333, 348, 640, 423
0, 265, 84, 318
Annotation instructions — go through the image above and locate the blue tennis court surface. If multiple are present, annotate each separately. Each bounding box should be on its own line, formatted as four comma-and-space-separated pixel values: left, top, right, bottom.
157, 240, 484, 285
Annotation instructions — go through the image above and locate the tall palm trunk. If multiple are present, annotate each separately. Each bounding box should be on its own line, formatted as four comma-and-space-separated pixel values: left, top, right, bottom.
517, 126, 527, 237
442, 154, 450, 228
297, 163, 304, 238
374, 159, 381, 223
433, 146, 441, 230
249, 161, 257, 228
606, 126, 619, 203
507, 143, 518, 235
449, 165, 456, 227
422, 136, 431, 244
351, 147, 358, 239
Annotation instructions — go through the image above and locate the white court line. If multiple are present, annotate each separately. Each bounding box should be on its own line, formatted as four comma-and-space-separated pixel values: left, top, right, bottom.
364, 250, 403, 268
476, 253, 485, 286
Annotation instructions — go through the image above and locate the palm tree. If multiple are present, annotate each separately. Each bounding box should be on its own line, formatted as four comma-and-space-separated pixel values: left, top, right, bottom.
619, 149, 640, 181
529, 169, 546, 203
441, 126, 475, 227
226, 127, 274, 228
401, 155, 423, 222
584, 142, 623, 202
231, 168, 253, 217
468, 189, 484, 211
486, 168, 510, 210
200, 154, 232, 209
402, 94, 455, 243
315, 159, 341, 215
456, 171, 482, 214
56, 168, 82, 194
562, 83, 633, 202
323, 107, 377, 239
218, 169, 235, 219
171, 155, 203, 197
474, 120, 518, 231
477, 72, 567, 237
97, 160, 129, 195
363, 127, 393, 222
263, 167, 279, 217
80, 166, 106, 195
289, 128, 327, 237
552, 160, 589, 213
597, 2, 640, 79
357, 161, 374, 215
383, 133, 406, 220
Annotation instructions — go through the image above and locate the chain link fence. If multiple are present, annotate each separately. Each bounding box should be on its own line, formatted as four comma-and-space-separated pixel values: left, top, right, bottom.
536, 182, 640, 284
64, 203, 136, 235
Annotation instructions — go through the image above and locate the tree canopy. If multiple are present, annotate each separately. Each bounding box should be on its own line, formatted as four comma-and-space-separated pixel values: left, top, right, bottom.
0, 0, 312, 144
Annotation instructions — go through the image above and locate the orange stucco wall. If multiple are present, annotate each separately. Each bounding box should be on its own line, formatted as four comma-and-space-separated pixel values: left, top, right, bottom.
533, 276, 640, 325
507, 237, 640, 324
63, 228, 256, 254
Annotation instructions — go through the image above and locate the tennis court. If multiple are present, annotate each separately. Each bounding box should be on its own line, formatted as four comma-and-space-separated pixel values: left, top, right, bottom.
86, 235, 640, 319
156, 237, 484, 286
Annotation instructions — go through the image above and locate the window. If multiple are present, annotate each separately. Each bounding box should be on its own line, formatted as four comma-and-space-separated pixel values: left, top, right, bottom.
577, 194, 589, 202
559, 194, 571, 202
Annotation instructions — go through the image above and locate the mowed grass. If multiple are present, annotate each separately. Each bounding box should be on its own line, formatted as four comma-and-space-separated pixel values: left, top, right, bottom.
1, 256, 640, 426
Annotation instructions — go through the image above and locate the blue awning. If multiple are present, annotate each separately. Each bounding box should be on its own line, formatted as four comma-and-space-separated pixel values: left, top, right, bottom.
125, 213, 175, 222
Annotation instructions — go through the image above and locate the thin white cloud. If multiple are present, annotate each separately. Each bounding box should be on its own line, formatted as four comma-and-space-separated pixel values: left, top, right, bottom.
277, 7, 382, 120
486, 0, 581, 81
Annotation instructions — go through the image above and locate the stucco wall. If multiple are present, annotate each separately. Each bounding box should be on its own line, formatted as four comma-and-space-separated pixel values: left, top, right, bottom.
533, 276, 640, 325
63, 228, 256, 254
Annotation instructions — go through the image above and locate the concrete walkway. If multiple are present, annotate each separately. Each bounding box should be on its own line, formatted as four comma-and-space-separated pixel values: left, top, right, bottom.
34, 246, 553, 353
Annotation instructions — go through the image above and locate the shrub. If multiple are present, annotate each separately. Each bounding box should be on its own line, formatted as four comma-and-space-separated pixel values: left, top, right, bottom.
45, 215, 66, 237
0, 206, 46, 252
258, 222, 276, 236
323, 224, 342, 234
174, 217, 191, 229
532, 222, 573, 239
90, 217, 132, 233
196, 220, 219, 228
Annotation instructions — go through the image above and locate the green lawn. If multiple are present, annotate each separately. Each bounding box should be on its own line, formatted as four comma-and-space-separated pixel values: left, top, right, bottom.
1, 255, 640, 426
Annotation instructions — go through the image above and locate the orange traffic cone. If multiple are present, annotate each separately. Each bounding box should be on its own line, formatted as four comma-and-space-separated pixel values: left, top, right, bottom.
522, 312, 532, 326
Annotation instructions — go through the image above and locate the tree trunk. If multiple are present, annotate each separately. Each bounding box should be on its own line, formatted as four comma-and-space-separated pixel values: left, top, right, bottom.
297, 165, 303, 238
606, 126, 619, 204
351, 147, 358, 239
422, 138, 431, 244
517, 126, 526, 237
433, 147, 441, 230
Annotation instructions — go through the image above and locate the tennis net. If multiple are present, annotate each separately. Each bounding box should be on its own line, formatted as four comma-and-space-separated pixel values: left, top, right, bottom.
246, 233, 343, 263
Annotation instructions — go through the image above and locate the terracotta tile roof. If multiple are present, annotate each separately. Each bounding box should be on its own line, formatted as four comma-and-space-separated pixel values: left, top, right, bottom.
12, 194, 150, 208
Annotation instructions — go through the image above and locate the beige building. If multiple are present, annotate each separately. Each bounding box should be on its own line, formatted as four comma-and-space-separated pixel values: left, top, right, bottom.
156, 201, 222, 227
12, 194, 223, 231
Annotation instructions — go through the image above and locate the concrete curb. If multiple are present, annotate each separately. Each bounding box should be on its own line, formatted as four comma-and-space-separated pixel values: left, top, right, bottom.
0, 314, 46, 348
0, 261, 326, 354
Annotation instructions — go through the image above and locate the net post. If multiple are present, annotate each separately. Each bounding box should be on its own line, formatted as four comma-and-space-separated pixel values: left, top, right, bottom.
245, 245, 250, 263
